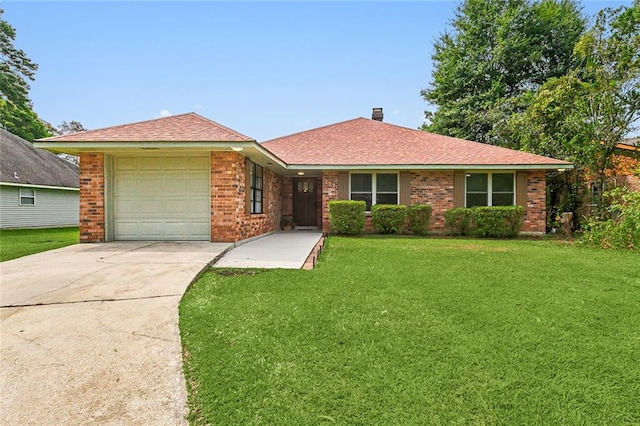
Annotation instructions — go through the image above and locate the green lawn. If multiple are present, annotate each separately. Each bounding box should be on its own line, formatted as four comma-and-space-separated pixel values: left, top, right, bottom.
0, 227, 79, 261
179, 237, 640, 425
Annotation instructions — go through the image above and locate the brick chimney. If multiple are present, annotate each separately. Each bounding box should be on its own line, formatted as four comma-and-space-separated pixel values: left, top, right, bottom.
372, 107, 383, 122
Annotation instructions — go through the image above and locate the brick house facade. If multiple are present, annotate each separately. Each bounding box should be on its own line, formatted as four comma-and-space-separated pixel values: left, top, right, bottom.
39, 112, 571, 242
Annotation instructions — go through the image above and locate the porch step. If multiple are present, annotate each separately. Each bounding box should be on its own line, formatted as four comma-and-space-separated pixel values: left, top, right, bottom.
294, 226, 318, 232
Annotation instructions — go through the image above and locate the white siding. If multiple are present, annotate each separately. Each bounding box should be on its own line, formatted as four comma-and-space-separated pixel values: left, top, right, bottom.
0, 186, 79, 229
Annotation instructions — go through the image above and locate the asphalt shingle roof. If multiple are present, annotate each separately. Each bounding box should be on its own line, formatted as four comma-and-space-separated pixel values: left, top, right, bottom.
262, 117, 571, 167
1, 129, 79, 188
38, 112, 254, 142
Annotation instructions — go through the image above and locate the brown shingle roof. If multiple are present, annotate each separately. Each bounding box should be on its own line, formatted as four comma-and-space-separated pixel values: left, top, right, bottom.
38, 112, 254, 142
262, 118, 571, 167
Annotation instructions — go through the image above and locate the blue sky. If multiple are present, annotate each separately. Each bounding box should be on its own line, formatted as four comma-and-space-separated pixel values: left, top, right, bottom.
3, 1, 633, 141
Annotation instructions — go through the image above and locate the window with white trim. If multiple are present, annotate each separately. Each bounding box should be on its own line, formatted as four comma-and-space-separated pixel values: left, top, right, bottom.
350, 173, 398, 210
20, 188, 36, 206
466, 173, 514, 207
250, 162, 263, 214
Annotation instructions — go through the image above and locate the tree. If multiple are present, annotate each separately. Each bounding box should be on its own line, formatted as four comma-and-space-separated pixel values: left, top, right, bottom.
505, 1, 639, 216
0, 8, 50, 141
421, 0, 585, 146
573, 2, 640, 191
54, 121, 87, 165
55, 120, 87, 136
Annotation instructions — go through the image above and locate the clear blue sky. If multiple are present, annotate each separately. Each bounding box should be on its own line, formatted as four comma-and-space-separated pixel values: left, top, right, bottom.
3, 1, 632, 141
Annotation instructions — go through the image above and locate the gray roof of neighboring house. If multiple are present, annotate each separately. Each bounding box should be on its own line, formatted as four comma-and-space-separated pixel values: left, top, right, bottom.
0, 129, 79, 188
619, 137, 639, 148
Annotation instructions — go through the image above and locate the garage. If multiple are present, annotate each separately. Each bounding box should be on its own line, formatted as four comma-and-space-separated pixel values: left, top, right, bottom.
113, 155, 210, 241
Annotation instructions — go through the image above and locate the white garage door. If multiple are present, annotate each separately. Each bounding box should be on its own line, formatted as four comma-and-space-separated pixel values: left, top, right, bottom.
114, 155, 210, 241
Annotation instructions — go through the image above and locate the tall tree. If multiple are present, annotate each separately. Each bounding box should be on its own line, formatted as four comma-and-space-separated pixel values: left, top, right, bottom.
504, 1, 639, 215
0, 8, 49, 140
421, 0, 585, 145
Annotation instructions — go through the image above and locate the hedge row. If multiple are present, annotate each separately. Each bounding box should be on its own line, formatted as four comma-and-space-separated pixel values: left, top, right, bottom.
328, 201, 524, 238
328, 201, 433, 236
444, 206, 525, 238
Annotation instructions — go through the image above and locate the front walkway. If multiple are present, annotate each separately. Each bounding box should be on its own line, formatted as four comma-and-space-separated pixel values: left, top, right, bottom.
0, 242, 230, 425
214, 231, 324, 269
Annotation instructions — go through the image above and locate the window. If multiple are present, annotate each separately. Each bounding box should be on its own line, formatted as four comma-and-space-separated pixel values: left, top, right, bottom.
20, 188, 36, 206
350, 173, 398, 210
466, 173, 514, 207
250, 162, 263, 214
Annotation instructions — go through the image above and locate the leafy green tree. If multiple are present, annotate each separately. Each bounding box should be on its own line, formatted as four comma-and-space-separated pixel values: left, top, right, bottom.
421, 0, 585, 145
0, 8, 50, 141
573, 2, 640, 188
504, 1, 639, 216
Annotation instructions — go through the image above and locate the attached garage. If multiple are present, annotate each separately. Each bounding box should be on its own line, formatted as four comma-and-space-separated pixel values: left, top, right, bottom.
112, 155, 210, 241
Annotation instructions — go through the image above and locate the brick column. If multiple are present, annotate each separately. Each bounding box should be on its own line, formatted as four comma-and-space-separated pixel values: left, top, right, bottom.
523, 171, 546, 234
210, 152, 243, 242
79, 153, 105, 243
321, 172, 339, 233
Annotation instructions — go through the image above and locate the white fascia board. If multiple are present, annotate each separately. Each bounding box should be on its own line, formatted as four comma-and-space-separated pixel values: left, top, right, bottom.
0, 182, 79, 191
33, 140, 289, 168
287, 163, 574, 171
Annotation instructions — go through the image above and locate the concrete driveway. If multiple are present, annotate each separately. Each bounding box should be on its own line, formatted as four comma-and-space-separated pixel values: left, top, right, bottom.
0, 241, 231, 425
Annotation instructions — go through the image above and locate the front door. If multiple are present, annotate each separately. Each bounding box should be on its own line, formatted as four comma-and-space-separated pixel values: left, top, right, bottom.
293, 178, 317, 226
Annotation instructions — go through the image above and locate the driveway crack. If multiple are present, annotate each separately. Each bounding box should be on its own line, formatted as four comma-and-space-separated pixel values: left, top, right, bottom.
0, 293, 184, 309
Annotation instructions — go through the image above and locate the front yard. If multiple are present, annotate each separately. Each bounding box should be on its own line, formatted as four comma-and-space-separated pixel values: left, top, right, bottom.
179, 237, 640, 425
0, 227, 79, 261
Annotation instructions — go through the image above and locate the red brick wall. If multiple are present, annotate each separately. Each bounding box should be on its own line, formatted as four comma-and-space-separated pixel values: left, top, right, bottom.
409, 171, 455, 231
319, 169, 547, 235
210, 152, 281, 242
79, 153, 105, 243
321, 172, 339, 232
282, 177, 293, 217
522, 170, 546, 234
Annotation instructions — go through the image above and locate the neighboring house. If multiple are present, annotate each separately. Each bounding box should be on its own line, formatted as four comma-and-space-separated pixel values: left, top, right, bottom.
611, 138, 639, 192
35, 110, 572, 243
0, 129, 79, 229
585, 137, 639, 210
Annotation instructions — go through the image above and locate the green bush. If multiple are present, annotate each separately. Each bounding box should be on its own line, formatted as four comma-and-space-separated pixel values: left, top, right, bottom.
328, 200, 366, 235
580, 187, 640, 250
444, 208, 472, 236
472, 206, 525, 238
445, 206, 525, 238
371, 204, 407, 234
407, 204, 433, 236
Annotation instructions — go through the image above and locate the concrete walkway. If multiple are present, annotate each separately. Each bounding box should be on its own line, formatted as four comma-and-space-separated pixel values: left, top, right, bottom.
214, 231, 324, 269
0, 242, 230, 425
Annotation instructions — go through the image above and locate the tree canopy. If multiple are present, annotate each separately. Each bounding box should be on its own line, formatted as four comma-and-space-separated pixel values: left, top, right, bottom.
421, 0, 586, 145
0, 8, 50, 141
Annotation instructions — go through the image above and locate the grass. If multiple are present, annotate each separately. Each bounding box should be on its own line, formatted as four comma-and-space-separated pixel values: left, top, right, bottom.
0, 227, 79, 261
179, 237, 640, 425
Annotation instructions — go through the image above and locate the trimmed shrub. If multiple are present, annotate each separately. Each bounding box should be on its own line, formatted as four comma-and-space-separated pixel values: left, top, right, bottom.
580, 187, 640, 250
444, 208, 472, 236
445, 206, 525, 238
328, 200, 366, 235
407, 204, 433, 236
471, 206, 525, 238
371, 204, 407, 234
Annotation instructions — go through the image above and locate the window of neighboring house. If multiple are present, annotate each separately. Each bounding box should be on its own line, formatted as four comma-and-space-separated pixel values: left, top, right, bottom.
466, 173, 514, 207
20, 188, 36, 206
250, 162, 263, 214
350, 173, 398, 210
19, 188, 36, 206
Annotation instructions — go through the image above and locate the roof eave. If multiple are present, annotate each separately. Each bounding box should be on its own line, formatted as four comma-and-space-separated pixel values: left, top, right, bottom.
286, 163, 574, 171
33, 140, 289, 169
0, 182, 79, 191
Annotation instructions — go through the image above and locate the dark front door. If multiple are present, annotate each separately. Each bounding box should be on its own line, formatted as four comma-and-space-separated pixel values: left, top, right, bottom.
293, 178, 317, 226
